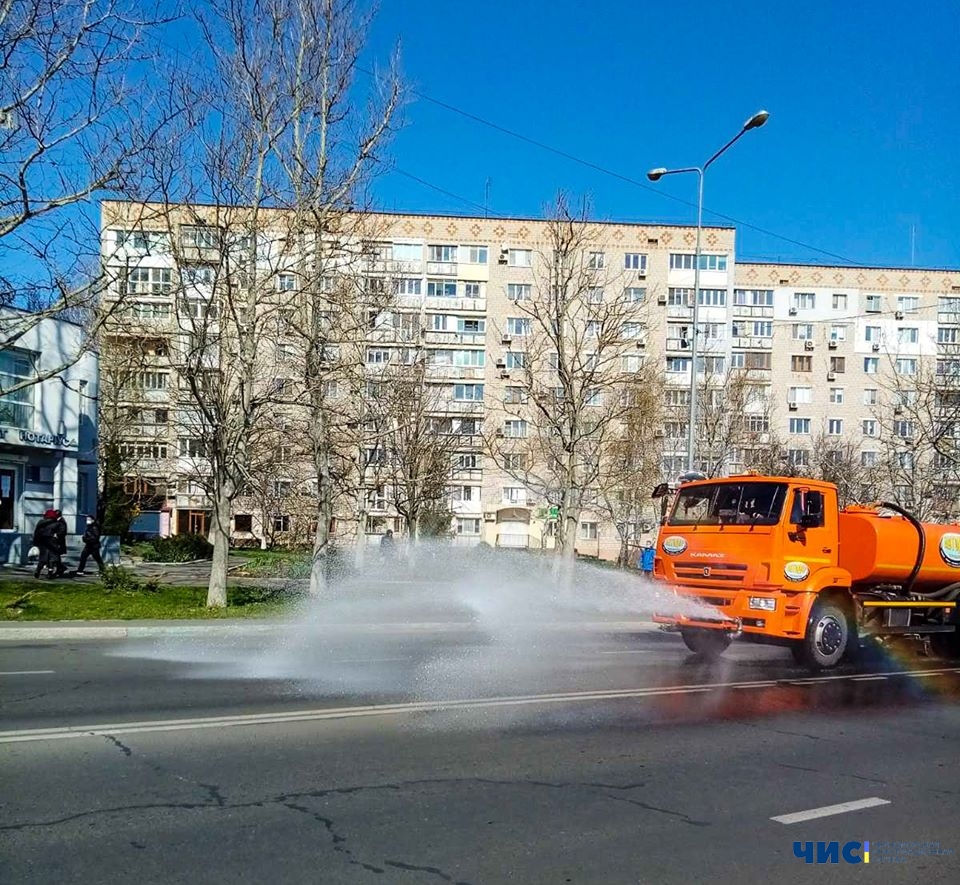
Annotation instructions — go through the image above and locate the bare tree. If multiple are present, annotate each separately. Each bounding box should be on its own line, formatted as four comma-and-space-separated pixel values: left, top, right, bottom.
126, 0, 399, 606
485, 194, 652, 562
0, 0, 174, 397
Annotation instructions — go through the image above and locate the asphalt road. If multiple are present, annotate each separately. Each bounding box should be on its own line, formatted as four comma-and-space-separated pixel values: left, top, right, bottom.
2, 629, 960, 884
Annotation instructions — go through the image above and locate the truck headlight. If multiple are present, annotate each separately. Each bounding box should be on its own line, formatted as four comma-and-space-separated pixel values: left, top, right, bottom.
748, 596, 777, 611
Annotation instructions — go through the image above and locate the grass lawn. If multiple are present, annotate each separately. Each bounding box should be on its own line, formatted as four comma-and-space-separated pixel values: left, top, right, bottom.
0, 579, 299, 621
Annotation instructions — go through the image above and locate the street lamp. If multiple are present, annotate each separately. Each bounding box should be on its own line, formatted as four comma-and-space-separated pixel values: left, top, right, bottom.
648, 109, 769, 473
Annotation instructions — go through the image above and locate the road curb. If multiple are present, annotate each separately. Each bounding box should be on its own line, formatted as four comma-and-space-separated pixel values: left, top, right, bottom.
0, 620, 662, 641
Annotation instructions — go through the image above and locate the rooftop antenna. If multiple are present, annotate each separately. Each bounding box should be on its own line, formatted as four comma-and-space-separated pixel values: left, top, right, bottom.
910, 223, 916, 267
483, 178, 491, 218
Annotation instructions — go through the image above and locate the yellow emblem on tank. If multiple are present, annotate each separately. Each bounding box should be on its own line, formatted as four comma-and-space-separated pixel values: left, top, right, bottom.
939, 533, 960, 567
784, 560, 810, 582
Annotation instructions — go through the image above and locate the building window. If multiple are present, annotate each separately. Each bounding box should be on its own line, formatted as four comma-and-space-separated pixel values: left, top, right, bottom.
366, 348, 391, 365
506, 317, 531, 336
830, 325, 847, 342
451, 485, 477, 503
140, 371, 169, 390
788, 386, 812, 404
698, 288, 726, 306
897, 296, 920, 314
502, 453, 526, 470
830, 356, 846, 373
788, 448, 809, 466
504, 386, 528, 404
894, 420, 914, 439
733, 289, 773, 306
789, 417, 811, 434
579, 521, 599, 540
863, 388, 878, 405
624, 253, 647, 271
234, 514, 253, 533
465, 245, 487, 264
666, 357, 691, 373
277, 273, 296, 291
463, 282, 483, 298
938, 327, 960, 344
828, 418, 843, 435
622, 354, 644, 373
396, 278, 422, 296
507, 249, 532, 267
898, 327, 919, 345
0, 349, 37, 429
624, 287, 646, 303
863, 357, 880, 374
507, 283, 531, 301
453, 383, 484, 401
126, 267, 172, 295
181, 226, 217, 249
865, 294, 882, 313
587, 251, 605, 269
829, 388, 844, 404
456, 517, 481, 535
792, 323, 814, 340
862, 420, 878, 437
503, 420, 528, 438
586, 286, 604, 303
832, 293, 848, 310
669, 253, 728, 271
502, 486, 526, 504
791, 355, 812, 372
861, 451, 877, 466
896, 358, 917, 375
426, 279, 457, 297
505, 351, 526, 369
793, 292, 816, 310
621, 322, 642, 339
864, 325, 882, 343
272, 515, 290, 533
428, 244, 458, 263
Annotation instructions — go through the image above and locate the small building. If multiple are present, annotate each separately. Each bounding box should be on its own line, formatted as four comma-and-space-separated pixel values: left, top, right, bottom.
0, 309, 99, 564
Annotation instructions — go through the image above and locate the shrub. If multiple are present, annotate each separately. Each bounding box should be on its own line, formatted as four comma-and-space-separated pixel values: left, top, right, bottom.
100, 566, 143, 592
143, 534, 214, 563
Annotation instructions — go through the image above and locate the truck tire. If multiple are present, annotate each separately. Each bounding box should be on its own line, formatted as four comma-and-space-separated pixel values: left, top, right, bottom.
797, 602, 849, 670
931, 630, 960, 659
680, 628, 731, 660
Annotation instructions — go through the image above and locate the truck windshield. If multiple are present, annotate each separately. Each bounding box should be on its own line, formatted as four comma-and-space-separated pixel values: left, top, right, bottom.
668, 481, 788, 526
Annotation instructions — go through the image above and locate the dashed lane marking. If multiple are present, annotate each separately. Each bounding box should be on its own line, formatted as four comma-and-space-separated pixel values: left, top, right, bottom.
771, 797, 891, 824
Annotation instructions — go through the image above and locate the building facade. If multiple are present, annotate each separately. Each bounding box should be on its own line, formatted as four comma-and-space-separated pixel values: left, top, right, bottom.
0, 309, 99, 564
99, 202, 960, 561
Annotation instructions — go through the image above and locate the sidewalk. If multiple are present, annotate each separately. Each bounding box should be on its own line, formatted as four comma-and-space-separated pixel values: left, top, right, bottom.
0, 617, 661, 641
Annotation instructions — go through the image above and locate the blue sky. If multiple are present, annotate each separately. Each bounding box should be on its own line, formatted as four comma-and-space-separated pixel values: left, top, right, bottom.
363, 0, 960, 269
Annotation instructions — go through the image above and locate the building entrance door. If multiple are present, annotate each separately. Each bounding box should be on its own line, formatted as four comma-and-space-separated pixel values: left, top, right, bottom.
0, 468, 15, 530
177, 509, 210, 536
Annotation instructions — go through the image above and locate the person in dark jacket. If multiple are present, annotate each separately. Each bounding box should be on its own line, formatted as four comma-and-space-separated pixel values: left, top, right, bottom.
52, 509, 67, 576
76, 515, 105, 575
32, 510, 61, 579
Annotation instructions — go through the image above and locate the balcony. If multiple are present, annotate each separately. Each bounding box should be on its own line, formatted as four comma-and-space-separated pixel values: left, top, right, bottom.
731, 337, 773, 349
423, 330, 486, 346
424, 296, 486, 313
732, 304, 774, 318
666, 305, 693, 319
366, 258, 422, 275
425, 261, 458, 276
437, 400, 484, 415
425, 365, 485, 380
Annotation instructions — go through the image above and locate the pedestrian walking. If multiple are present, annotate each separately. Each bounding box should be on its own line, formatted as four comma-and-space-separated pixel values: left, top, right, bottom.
53, 509, 68, 576
639, 540, 655, 579
32, 510, 61, 579
76, 515, 105, 575
380, 528, 396, 561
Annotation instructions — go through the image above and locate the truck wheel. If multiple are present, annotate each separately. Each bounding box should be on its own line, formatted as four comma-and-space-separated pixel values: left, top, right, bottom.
931, 631, 960, 659
680, 628, 731, 660
797, 602, 849, 670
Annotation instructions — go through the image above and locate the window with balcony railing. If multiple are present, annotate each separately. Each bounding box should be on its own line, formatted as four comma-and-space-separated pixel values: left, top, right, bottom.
0, 348, 36, 429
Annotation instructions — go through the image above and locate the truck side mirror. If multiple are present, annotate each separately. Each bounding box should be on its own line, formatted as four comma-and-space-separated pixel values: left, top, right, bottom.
651, 483, 669, 499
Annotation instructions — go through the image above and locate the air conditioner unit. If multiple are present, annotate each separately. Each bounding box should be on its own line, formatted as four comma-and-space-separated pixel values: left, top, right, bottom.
827, 371, 836, 381
804, 340, 815, 351
495, 360, 506, 369
636, 340, 646, 349
788, 307, 798, 316
501, 336, 512, 345
788, 402, 798, 411
657, 295, 667, 305
895, 311, 904, 320
637, 272, 647, 280
872, 343, 881, 352
828, 341, 838, 350
498, 248, 509, 265
499, 371, 511, 379
495, 428, 504, 438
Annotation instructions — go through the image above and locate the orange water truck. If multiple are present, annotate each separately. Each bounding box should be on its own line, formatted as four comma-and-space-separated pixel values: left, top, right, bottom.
650, 473, 960, 669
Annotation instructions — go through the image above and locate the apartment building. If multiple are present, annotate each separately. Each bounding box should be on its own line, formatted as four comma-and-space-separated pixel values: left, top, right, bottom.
99, 201, 960, 561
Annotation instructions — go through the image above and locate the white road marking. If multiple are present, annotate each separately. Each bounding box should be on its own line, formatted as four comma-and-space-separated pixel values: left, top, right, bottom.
0, 666, 955, 745
599, 650, 653, 655
851, 675, 888, 681
771, 797, 891, 824
0, 670, 55, 676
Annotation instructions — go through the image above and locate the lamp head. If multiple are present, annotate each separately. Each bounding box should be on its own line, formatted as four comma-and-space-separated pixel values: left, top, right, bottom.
744, 109, 770, 130
646, 167, 668, 182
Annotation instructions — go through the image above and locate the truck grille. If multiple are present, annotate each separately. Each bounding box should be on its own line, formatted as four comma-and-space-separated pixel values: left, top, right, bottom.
673, 561, 749, 585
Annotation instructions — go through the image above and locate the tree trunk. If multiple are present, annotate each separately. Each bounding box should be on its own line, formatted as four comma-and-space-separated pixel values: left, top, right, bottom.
206, 483, 231, 608
309, 477, 332, 596
353, 505, 367, 570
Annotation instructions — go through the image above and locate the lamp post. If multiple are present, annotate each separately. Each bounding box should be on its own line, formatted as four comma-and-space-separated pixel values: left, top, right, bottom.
648, 109, 769, 473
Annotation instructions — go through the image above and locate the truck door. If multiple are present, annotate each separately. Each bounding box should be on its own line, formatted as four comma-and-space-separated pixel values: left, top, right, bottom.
783, 488, 837, 573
